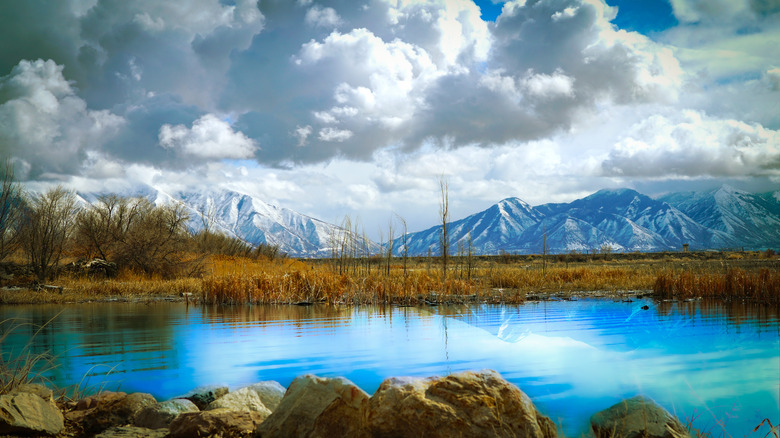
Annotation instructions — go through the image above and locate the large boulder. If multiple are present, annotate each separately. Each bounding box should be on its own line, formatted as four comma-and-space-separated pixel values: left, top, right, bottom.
180, 385, 230, 410
0, 390, 64, 436
168, 409, 266, 438
242, 381, 286, 412
133, 398, 199, 429
255, 375, 370, 438
65, 391, 157, 436
206, 387, 272, 416
368, 370, 557, 438
590, 396, 688, 438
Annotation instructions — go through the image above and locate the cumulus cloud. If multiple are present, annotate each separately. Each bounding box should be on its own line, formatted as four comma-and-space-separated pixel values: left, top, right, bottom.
669, 0, 778, 24
305, 5, 343, 28
4, 0, 691, 172
0, 59, 124, 179
159, 114, 257, 159
767, 67, 780, 91
601, 111, 780, 178
0, 0, 778, 236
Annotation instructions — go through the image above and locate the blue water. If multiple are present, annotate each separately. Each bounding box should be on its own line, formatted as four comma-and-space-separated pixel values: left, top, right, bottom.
1, 299, 778, 436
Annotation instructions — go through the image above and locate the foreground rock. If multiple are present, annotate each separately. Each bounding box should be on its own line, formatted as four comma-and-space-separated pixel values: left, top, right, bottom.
180, 385, 230, 410
168, 409, 266, 438
242, 381, 286, 412
206, 387, 272, 416
368, 370, 557, 438
65, 391, 156, 436
590, 395, 688, 438
256, 375, 370, 438
0, 384, 64, 436
133, 398, 199, 429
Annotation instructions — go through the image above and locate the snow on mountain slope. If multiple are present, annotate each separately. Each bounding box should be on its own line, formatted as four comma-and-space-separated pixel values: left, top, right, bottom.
659, 185, 780, 248
395, 186, 771, 256
78, 184, 351, 258
74, 183, 778, 257
393, 197, 546, 256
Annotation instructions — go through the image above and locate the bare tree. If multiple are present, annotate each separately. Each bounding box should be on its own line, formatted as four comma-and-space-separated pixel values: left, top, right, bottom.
439, 177, 450, 280
542, 226, 548, 275
396, 214, 408, 279
0, 159, 24, 261
385, 218, 394, 276
74, 194, 124, 260
113, 198, 192, 277
466, 232, 474, 280
21, 187, 76, 282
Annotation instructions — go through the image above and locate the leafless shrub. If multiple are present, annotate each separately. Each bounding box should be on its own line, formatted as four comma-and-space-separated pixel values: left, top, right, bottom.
0, 159, 24, 262
20, 187, 77, 282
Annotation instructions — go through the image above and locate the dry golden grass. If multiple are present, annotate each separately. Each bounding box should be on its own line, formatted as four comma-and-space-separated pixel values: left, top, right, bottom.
654, 268, 780, 305
2, 251, 778, 305
0, 264, 201, 304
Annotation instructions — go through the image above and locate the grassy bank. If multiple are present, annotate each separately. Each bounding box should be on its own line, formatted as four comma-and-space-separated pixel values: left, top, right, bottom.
1, 251, 778, 305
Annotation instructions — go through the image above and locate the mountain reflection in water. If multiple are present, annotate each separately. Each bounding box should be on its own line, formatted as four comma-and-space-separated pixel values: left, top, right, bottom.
1, 299, 777, 436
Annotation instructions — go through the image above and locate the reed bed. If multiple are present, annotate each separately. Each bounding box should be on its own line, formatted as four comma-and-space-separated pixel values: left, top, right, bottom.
3, 251, 777, 305
653, 268, 780, 304
201, 269, 479, 305
201, 257, 664, 305
481, 265, 657, 292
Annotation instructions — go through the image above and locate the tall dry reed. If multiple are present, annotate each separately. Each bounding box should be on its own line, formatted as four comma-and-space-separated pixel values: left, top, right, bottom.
653, 268, 779, 304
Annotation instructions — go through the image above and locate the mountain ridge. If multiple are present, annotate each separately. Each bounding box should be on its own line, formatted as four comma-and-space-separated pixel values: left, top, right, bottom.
393, 185, 778, 256
75, 184, 779, 257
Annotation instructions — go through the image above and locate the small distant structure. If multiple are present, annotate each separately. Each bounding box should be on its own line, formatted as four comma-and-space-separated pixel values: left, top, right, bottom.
682, 243, 689, 253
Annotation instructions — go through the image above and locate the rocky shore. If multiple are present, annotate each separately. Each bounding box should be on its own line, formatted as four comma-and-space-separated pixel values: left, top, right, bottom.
1, 370, 689, 438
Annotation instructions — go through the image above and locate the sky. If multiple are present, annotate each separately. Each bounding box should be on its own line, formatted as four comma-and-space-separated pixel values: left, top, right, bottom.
0, 0, 778, 236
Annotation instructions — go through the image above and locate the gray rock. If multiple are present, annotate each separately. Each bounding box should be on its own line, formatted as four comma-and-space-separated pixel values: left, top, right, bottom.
207, 387, 273, 415
133, 398, 199, 429
0, 391, 64, 436
256, 374, 370, 438
168, 408, 266, 438
12, 383, 55, 402
590, 395, 688, 438
368, 370, 557, 438
242, 381, 285, 412
180, 384, 230, 410
94, 426, 168, 438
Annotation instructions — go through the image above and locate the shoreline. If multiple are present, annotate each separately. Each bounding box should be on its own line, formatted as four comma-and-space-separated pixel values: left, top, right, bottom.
2, 370, 746, 438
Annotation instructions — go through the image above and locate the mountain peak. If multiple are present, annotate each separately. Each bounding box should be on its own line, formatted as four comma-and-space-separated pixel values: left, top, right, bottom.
498, 197, 531, 208
591, 188, 641, 197
714, 184, 748, 196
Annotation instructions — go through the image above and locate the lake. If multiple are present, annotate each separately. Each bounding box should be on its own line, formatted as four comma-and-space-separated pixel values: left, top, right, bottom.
1, 298, 778, 436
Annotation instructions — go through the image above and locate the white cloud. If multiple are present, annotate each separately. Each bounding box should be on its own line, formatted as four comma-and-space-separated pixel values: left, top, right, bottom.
669, 0, 756, 24
523, 70, 575, 98
767, 67, 780, 91
305, 5, 342, 28
318, 127, 353, 142
159, 114, 258, 159
602, 111, 780, 178
0, 59, 124, 179
294, 125, 313, 147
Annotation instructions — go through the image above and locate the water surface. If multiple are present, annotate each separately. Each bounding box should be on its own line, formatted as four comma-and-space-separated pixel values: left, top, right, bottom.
1, 299, 777, 436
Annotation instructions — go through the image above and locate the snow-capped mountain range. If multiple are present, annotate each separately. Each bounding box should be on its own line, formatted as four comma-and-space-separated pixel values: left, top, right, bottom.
76, 184, 779, 257
77, 185, 345, 258
392, 185, 780, 256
